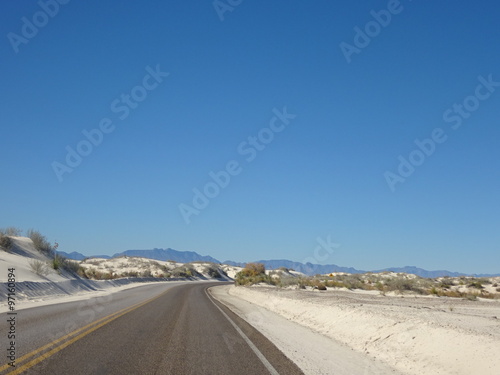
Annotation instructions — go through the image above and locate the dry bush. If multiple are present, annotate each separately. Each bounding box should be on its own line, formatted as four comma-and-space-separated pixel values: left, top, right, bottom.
2, 227, 22, 236
235, 263, 276, 286
141, 270, 153, 277
26, 229, 53, 256
0, 233, 13, 250
240, 263, 266, 277
204, 264, 222, 278
28, 259, 50, 276
62, 258, 81, 273
171, 265, 199, 278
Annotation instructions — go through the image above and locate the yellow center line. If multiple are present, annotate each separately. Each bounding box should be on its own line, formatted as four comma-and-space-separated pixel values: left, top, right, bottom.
0, 298, 144, 373
2, 288, 171, 374
1, 300, 140, 372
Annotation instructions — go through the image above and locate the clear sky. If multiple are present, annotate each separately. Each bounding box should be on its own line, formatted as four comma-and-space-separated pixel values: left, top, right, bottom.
1, 1, 499, 274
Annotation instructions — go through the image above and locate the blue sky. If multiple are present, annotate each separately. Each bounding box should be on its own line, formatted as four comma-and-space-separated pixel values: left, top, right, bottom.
1, 0, 499, 274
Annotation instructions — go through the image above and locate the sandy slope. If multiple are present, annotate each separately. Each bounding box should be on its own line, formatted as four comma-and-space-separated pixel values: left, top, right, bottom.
0, 237, 227, 312
227, 286, 500, 375
211, 285, 401, 375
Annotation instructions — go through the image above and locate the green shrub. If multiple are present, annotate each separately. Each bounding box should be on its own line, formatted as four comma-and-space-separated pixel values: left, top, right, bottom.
51, 256, 63, 270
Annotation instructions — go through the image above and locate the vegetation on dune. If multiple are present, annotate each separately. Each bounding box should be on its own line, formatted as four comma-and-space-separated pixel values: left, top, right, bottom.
28, 259, 50, 276
235, 263, 277, 286
204, 264, 223, 278
0, 227, 23, 250
236, 267, 500, 300
27, 229, 55, 256
0, 231, 13, 250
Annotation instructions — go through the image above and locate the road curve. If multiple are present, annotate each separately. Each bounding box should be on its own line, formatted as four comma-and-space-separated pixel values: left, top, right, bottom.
1, 282, 303, 375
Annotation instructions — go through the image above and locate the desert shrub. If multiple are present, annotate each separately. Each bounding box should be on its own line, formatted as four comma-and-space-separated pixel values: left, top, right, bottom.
235, 273, 275, 286
464, 294, 478, 301
235, 263, 273, 285
28, 259, 50, 276
77, 267, 88, 278
27, 229, 54, 256
239, 263, 266, 277
439, 278, 455, 288
204, 265, 222, 278
3, 227, 22, 236
141, 270, 153, 278
235, 263, 277, 286
468, 281, 484, 289
0, 233, 13, 250
278, 277, 300, 288
445, 290, 462, 298
171, 265, 197, 278
385, 277, 425, 294
315, 283, 327, 290
61, 258, 81, 273
51, 255, 63, 270
334, 274, 364, 290
81, 268, 111, 280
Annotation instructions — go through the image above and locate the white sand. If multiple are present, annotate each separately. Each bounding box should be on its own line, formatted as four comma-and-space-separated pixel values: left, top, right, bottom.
225, 285, 500, 375
211, 285, 401, 375
0, 237, 226, 312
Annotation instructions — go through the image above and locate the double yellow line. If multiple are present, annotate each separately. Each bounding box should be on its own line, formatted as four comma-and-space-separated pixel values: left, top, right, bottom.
1, 288, 171, 374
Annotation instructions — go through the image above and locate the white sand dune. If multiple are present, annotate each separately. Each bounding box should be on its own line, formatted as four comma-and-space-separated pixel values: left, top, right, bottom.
227, 285, 500, 375
0, 237, 229, 312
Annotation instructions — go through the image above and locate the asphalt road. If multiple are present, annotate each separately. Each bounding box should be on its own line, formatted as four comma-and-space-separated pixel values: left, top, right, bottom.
1, 282, 303, 375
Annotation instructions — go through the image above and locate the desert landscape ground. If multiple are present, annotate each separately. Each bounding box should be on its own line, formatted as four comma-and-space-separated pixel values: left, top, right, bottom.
1, 231, 499, 374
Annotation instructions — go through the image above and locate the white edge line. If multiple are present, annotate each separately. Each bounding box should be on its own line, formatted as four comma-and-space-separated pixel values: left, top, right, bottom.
206, 288, 280, 375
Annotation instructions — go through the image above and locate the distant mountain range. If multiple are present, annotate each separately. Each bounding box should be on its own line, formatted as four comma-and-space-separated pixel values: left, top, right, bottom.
114, 248, 220, 263
58, 248, 219, 264
58, 249, 500, 278
223, 259, 364, 275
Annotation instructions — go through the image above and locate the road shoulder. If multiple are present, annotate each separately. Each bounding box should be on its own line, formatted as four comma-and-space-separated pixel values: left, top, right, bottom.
210, 285, 400, 375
